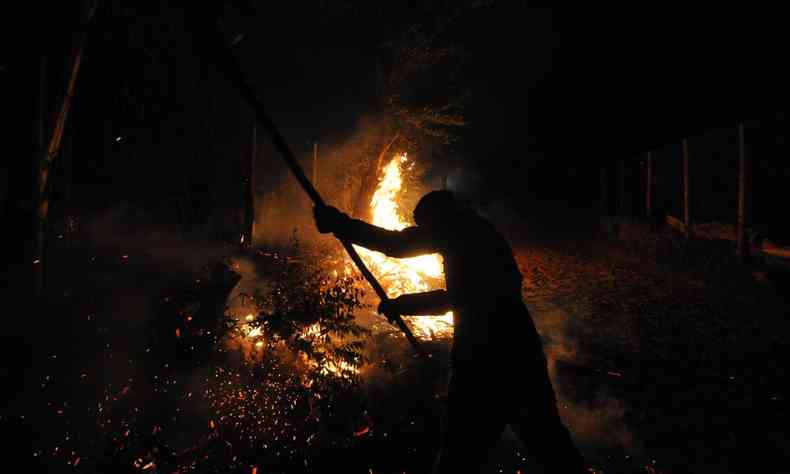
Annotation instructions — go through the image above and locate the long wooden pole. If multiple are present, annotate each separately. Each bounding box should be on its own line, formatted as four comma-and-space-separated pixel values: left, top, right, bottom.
682, 138, 691, 237
196, 13, 424, 356
40, 3, 97, 210
36, 1, 98, 296
736, 123, 748, 262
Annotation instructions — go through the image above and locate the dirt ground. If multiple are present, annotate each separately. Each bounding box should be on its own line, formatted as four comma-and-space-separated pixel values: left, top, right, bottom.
514, 227, 790, 474
3, 220, 789, 473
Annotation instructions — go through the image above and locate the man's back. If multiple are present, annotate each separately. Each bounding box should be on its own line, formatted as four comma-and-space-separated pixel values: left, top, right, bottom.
439, 209, 522, 306
435, 210, 542, 366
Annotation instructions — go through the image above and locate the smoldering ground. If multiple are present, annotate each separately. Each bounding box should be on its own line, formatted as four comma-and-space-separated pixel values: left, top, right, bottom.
242, 139, 647, 469
439, 201, 642, 471
11, 148, 649, 472
255, 166, 647, 470
531, 300, 643, 467
7, 207, 239, 468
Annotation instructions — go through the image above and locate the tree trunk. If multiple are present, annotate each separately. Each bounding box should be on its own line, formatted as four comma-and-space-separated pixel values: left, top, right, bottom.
352, 131, 399, 219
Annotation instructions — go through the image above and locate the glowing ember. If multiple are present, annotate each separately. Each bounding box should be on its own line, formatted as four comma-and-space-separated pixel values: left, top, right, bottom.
356, 153, 453, 339
229, 316, 360, 378
299, 323, 360, 377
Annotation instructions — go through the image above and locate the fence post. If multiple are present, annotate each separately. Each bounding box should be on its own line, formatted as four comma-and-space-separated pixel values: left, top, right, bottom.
313, 141, 319, 192
645, 150, 653, 217
682, 138, 691, 237
619, 159, 626, 216
736, 123, 749, 262
600, 166, 608, 215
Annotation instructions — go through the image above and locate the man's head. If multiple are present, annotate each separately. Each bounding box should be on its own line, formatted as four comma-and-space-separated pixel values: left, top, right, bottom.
413, 190, 458, 227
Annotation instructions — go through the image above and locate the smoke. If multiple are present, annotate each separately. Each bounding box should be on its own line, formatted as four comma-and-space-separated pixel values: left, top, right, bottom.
252, 113, 440, 248
251, 145, 646, 467
11, 204, 254, 469
476, 203, 644, 467
82, 204, 236, 274
531, 298, 643, 466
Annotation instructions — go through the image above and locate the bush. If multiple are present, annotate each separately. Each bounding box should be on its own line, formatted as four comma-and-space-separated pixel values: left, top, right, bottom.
209, 234, 374, 468
235, 234, 371, 383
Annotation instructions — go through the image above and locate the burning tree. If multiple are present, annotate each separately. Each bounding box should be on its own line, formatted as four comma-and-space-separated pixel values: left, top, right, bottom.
348, 6, 469, 220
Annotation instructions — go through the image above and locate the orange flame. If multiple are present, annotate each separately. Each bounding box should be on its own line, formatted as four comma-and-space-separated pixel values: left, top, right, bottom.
357, 153, 453, 339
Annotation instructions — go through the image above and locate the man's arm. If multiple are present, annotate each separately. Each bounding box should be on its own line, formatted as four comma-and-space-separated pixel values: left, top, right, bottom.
314, 205, 438, 258
340, 219, 438, 258
379, 290, 452, 316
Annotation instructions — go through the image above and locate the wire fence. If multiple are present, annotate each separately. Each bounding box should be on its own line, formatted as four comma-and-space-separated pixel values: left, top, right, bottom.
603, 113, 790, 257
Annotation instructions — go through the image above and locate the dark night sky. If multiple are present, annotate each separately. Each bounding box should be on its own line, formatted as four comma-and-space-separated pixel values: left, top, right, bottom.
5, 3, 789, 240
233, 5, 786, 207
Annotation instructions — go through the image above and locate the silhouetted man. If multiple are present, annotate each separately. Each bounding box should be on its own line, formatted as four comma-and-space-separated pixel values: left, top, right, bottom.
314, 190, 586, 473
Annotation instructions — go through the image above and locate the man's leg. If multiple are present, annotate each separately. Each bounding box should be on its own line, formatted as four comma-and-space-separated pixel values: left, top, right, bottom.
432, 371, 507, 474
509, 357, 587, 474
